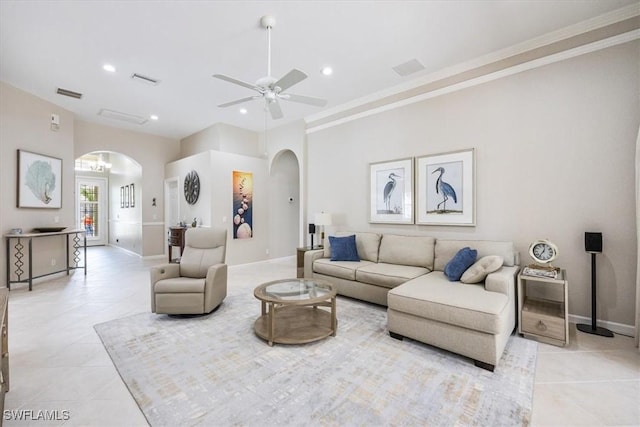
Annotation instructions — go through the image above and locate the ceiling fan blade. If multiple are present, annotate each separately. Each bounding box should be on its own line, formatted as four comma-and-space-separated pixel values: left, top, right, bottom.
281, 93, 327, 107
213, 74, 260, 92
274, 69, 307, 92
218, 96, 259, 108
267, 99, 283, 120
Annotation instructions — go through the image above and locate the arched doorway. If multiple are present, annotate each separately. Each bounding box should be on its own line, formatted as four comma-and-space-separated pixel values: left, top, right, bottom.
269, 150, 300, 258
75, 151, 142, 252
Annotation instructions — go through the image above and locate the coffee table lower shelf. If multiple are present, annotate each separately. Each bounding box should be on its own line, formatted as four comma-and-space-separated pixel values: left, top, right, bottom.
254, 306, 336, 346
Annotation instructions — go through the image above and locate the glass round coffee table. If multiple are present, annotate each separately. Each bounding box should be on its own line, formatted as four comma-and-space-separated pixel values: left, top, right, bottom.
253, 278, 337, 346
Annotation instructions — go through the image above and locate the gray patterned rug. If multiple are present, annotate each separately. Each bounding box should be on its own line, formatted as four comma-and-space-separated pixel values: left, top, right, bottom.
94, 283, 537, 426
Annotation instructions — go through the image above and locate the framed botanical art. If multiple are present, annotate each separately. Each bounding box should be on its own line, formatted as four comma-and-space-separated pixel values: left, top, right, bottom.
120, 186, 125, 208
17, 150, 62, 208
416, 148, 475, 226
125, 184, 129, 208
369, 157, 413, 224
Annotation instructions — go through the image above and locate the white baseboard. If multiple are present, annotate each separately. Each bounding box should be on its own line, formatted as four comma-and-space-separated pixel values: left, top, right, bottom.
107, 244, 141, 258
568, 314, 635, 337
142, 254, 166, 260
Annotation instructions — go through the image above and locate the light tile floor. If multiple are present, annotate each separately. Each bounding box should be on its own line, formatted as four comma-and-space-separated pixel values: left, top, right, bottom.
3, 246, 639, 426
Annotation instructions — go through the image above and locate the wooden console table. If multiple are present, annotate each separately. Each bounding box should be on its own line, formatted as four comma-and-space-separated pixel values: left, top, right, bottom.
168, 227, 187, 262
4, 229, 87, 291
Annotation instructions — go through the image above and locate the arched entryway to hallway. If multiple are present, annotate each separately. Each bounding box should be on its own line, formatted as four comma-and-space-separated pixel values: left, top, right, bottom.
269, 149, 300, 258
75, 151, 142, 253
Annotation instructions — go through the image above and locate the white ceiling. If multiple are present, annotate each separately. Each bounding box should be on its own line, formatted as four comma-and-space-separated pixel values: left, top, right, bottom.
1, 0, 636, 140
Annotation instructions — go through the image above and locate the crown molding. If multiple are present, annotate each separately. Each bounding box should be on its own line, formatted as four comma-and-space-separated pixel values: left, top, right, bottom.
306, 5, 640, 134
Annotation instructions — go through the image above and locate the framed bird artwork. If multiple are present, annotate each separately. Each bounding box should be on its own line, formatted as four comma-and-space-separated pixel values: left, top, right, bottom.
369, 157, 414, 224
416, 148, 475, 226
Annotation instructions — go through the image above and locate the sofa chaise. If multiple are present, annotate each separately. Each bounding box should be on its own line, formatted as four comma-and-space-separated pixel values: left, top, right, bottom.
304, 232, 520, 371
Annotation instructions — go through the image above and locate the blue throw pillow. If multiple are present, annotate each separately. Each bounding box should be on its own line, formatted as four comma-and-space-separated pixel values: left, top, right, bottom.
329, 235, 360, 261
444, 247, 478, 281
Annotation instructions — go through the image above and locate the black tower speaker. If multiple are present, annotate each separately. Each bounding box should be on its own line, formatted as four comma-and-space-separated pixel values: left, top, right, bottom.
577, 232, 613, 337
308, 223, 316, 248
585, 232, 602, 253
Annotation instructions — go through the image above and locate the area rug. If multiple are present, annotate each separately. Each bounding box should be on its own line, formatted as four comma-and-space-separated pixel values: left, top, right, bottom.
94, 285, 537, 426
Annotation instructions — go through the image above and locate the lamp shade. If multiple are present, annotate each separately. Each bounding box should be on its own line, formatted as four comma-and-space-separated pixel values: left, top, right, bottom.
314, 212, 332, 226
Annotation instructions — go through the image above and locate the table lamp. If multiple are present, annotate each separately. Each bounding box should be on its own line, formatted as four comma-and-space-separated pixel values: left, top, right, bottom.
314, 212, 332, 247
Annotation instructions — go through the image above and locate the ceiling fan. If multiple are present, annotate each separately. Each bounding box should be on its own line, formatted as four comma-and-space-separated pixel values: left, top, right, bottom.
213, 15, 327, 120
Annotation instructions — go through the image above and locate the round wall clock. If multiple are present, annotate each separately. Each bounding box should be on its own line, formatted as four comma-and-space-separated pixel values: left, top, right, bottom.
529, 239, 558, 264
184, 170, 200, 205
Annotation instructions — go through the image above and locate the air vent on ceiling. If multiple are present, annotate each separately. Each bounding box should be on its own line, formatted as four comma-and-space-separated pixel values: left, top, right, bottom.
392, 59, 426, 77
98, 108, 148, 125
131, 73, 159, 85
56, 87, 83, 99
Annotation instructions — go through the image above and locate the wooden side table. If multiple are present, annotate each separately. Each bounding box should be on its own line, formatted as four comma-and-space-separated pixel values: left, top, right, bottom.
296, 246, 322, 278
168, 227, 187, 263
518, 269, 569, 346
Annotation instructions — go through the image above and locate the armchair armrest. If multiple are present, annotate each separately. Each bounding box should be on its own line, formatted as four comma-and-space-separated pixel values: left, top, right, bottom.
150, 263, 180, 285
204, 264, 228, 311
150, 263, 180, 313
304, 249, 326, 278
485, 265, 520, 297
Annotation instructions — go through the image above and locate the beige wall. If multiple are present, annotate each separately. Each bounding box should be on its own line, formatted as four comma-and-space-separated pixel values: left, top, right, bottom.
0, 82, 77, 285
165, 150, 269, 265
263, 120, 307, 253
307, 41, 639, 329
181, 122, 261, 158
107, 154, 142, 254
74, 120, 181, 256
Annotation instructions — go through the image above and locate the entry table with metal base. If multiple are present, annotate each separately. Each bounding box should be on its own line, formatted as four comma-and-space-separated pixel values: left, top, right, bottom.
253, 278, 337, 346
4, 229, 86, 291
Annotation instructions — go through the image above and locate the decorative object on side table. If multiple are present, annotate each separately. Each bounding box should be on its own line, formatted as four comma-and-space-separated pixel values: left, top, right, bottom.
522, 239, 560, 279
576, 232, 613, 337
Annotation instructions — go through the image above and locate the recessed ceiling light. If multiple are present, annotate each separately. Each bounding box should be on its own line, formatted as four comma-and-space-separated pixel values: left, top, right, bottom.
321, 66, 333, 76
103, 64, 116, 73
150, 114, 159, 121
239, 108, 248, 115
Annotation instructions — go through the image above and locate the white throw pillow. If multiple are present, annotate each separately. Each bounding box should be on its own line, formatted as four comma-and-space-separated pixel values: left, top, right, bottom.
460, 255, 504, 284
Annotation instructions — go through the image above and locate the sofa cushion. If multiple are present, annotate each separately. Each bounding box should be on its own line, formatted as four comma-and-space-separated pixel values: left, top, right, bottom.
461, 255, 504, 284
378, 234, 435, 269
387, 272, 510, 334
328, 235, 360, 261
325, 232, 381, 262
444, 247, 477, 281
355, 263, 430, 289
434, 240, 516, 271
313, 258, 374, 281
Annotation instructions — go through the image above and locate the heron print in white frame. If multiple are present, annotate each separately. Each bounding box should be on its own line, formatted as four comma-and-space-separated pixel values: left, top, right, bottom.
369, 158, 414, 224
416, 148, 475, 226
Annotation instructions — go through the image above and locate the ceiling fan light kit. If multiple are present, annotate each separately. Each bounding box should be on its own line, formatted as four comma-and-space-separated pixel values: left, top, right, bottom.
213, 15, 327, 120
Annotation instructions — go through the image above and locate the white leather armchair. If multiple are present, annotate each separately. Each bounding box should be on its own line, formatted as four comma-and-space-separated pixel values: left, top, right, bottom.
150, 228, 227, 315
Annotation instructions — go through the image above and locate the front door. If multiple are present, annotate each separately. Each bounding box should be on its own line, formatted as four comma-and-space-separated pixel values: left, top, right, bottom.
76, 177, 107, 246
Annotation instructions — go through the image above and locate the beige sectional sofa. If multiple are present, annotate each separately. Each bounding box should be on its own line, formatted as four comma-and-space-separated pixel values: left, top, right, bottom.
303, 232, 520, 371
